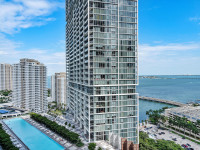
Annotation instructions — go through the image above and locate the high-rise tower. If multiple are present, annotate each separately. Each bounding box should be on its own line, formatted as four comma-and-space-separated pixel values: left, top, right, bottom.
0, 63, 13, 91
66, 0, 139, 144
51, 72, 67, 108
12, 59, 47, 113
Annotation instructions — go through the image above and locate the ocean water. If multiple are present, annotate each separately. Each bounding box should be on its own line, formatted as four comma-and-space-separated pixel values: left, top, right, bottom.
4, 118, 65, 150
138, 75, 200, 122
47, 75, 200, 122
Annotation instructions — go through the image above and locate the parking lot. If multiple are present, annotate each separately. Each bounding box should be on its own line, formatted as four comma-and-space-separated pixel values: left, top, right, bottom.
141, 124, 199, 150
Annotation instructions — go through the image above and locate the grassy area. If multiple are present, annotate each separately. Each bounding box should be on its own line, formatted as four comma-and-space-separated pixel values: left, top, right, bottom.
51, 109, 62, 116
171, 131, 200, 145
139, 131, 184, 150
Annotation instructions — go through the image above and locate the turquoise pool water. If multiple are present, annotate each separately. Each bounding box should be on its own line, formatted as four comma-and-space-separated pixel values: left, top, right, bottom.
4, 118, 65, 150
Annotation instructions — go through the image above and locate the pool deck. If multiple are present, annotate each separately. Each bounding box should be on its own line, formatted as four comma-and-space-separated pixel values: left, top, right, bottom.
1, 120, 29, 150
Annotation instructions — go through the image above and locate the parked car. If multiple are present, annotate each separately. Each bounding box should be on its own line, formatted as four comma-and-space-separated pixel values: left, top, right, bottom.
183, 144, 188, 148
181, 144, 188, 148
186, 143, 191, 147
187, 148, 194, 150
172, 138, 177, 141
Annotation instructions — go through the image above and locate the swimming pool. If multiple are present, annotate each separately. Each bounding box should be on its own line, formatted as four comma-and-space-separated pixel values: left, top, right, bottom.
0, 109, 9, 114
4, 118, 65, 150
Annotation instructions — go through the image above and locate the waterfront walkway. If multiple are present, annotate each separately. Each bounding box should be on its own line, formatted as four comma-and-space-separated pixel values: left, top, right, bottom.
139, 96, 186, 107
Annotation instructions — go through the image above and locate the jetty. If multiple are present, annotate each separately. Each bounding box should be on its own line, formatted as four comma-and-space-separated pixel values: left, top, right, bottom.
139, 96, 186, 107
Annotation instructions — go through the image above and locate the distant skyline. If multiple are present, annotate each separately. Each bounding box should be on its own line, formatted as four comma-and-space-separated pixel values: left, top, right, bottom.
0, 0, 200, 75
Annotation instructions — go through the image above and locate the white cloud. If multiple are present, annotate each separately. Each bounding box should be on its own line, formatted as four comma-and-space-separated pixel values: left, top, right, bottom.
0, 0, 64, 34
190, 17, 200, 21
0, 34, 65, 75
139, 42, 200, 75
189, 17, 200, 25
140, 43, 200, 52
139, 42, 200, 58
0, 33, 22, 53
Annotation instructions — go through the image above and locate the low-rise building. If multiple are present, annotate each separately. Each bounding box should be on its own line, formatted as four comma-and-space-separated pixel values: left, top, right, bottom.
163, 106, 200, 139
164, 106, 200, 123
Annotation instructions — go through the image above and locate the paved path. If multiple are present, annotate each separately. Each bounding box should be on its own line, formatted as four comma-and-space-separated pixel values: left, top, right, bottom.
139, 96, 186, 106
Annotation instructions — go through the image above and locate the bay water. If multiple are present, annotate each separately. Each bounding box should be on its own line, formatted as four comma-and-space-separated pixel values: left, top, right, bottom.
138, 75, 200, 122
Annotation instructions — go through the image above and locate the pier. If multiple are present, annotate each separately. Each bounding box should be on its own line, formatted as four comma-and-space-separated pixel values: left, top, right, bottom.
139, 96, 185, 107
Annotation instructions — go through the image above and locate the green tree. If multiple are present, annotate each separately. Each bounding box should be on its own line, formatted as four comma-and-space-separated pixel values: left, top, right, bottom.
139, 131, 184, 150
88, 143, 96, 150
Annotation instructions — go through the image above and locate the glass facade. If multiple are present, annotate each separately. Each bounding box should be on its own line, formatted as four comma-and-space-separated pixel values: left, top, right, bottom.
66, 0, 138, 143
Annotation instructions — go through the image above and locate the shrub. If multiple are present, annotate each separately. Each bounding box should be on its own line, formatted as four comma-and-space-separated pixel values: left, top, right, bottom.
98, 147, 102, 150
69, 123, 71, 127
72, 125, 75, 128
88, 143, 96, 150
65, 122, 67, 125
0, 124, 19, 150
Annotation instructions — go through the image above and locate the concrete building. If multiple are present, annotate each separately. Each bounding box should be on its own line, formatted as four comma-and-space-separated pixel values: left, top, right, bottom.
163, 106, 200, 139
12, 59, 47, 113
164, 106, 200, 123
51, 72, 66, 108
66, 0, 139, 145
0, 63, 13, 91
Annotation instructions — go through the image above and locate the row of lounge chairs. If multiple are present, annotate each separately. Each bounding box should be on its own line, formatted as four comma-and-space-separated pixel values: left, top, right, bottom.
0, 122, 25, 150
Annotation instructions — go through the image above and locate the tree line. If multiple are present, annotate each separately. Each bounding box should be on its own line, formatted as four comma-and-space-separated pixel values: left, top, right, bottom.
146, 107, 169, 125
169, 116, 200, 138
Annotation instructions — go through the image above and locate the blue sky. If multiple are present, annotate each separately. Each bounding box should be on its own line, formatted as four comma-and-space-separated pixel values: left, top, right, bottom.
0, 0, 200, 75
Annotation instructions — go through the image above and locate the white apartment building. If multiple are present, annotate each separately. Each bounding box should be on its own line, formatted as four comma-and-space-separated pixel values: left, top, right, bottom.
12, 59, 48, 113
51, 72, 66, 108
0, 63, 13, 91
66, 0, 139, 145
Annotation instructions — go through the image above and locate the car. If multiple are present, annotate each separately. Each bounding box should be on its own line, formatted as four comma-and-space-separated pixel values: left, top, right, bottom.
181, 144, 188, 148
187, 148, 194, 150
186, 143, 191, 147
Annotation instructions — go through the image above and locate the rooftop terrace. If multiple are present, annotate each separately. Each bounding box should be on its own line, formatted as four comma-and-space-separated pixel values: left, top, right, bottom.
165, 106, 200, 122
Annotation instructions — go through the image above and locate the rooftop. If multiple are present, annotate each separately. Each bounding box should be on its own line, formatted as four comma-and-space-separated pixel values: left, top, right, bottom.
165, 106, 200, 121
